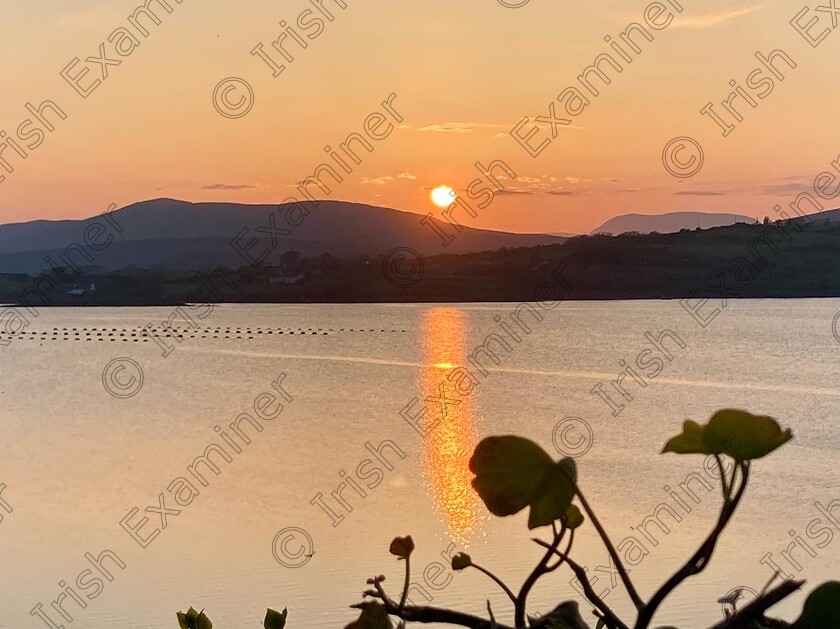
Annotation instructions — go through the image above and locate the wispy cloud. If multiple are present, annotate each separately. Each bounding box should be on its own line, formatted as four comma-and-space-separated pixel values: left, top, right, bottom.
420, 122, 508, 134
361, 176, 395, 186
672, 5, 765, 29
203, 183, 258, 191
760, 182, 808, 195
674, 190, 730, 196
397, 172, 416, 180
495, 189, 534, 196
546, 188, 574, 196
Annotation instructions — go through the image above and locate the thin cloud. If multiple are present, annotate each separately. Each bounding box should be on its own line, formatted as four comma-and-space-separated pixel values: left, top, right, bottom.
420, 122, 508, 134
546, 188, 574, 196
397, 172, 417, 180
496, 189, 534, 196
672, 5, 765, 29
203, 183, 258, 191
674, 190, 729, 196
361, 176, 395, 186
761, 182, 807, 195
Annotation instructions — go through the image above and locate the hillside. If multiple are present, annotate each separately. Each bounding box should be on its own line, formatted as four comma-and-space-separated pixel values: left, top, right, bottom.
591, 211, 753, 235
3, 215, 840, 305
0, 199, 567, 274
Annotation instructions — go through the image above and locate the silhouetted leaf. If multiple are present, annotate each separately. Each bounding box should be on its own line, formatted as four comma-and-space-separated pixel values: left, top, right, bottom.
451, 552, 472, 570
470, 436, 554, 517
389, 536, 414, 560
792, 581, 840, 628
176, 608, 212, 629
564, 504, 584, 529
662, 420, 706, 455
528, 601, 588, 628
704, 409, 792, 461
662, 419, 709, 454
345, 602, 393, 629
264, 607, 288, 629
528, 459, 577, 529
662, 410, 791, 461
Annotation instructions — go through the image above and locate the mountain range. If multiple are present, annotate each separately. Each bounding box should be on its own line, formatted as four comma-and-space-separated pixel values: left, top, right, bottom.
591, 211, 754, 235
3, 201, 840, 275
0, 199, 567, 274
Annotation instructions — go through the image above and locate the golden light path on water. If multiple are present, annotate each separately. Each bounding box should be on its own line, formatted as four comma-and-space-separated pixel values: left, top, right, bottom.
420, 307, 485, 544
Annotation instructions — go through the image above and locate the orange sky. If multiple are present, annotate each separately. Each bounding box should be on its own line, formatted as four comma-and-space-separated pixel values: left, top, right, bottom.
1, 0, 838, 233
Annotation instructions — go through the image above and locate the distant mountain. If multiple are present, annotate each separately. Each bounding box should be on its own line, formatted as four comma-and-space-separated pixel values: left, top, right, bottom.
591, 212, 753, 235
0, 199, 568, 274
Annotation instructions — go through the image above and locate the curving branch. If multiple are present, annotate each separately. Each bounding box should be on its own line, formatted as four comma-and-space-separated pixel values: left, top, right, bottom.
575, 487, 644, 611
356, 597, 515, 629
470, 562, 518, 606
514, 525, 566, 627
634, 461, 751, 629
534, 538, 629, 629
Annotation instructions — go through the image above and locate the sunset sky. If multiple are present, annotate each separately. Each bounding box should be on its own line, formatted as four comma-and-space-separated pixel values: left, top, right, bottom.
1, 0, 838, 233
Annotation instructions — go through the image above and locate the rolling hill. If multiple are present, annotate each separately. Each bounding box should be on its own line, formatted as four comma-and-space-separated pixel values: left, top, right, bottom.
591, 211, 754, 235
0, 199, 567, 273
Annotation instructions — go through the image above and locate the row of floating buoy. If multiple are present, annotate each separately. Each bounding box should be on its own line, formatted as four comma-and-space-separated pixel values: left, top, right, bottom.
1, 326, 408, 342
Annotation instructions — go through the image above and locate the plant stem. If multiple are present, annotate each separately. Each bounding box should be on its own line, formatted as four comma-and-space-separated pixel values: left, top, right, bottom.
398, 556, 410, 611
534, 539, 629, 629
471, 563, 517, 605
634, 462, 750, 629
514, 526, 564, 628
575, 487, 644, 610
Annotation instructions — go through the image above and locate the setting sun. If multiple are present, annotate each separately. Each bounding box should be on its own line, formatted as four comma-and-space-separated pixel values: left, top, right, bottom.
430, 185, 456, 208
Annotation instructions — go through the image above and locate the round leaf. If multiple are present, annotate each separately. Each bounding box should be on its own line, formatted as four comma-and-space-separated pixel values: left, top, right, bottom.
793, 581, 840, 628
527, 458, 577, 530
662, 410, 792, 462
564, 504, 584, 529
451, 552, 472, 571
389, 535, 414, 559
704, 409, 792, 461
470, 436, 554, 517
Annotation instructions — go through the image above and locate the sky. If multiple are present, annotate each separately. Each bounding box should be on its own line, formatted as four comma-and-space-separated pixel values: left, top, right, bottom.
0, 0, 838, 234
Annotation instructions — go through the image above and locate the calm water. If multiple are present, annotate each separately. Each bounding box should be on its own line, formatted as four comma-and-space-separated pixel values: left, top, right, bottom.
0, 300, 838, 628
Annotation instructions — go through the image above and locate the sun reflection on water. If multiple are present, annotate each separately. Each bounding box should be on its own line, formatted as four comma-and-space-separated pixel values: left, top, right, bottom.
420, 307, 485, 544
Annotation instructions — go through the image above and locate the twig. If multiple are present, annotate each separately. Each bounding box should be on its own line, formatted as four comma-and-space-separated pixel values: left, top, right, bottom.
634, 462, 750, 629
710, 579, 804, 629
534, 539, 629, 629
515, 526, 565, 627
471, 562, 518, 605
576, 487, 644, 610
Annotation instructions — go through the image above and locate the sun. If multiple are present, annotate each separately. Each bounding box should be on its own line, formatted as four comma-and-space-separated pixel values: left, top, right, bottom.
431, 185, 456, 208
